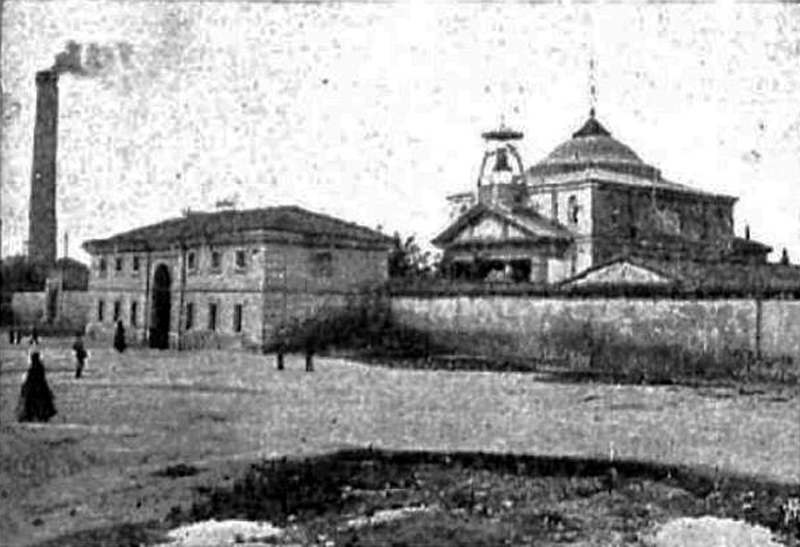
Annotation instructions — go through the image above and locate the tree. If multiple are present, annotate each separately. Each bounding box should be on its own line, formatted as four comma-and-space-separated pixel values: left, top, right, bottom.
388, 233, 439, 278
0, 255, 48, 292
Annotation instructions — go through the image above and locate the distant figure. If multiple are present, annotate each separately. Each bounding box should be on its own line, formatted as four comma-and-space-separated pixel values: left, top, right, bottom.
16, 350, 56, 423
305, 346, 315, 372
8, 327, 14, 344
72, 332, 88, 379
275, 325, 288, 371
30, 325, 40, 345
113, 320, 127, 353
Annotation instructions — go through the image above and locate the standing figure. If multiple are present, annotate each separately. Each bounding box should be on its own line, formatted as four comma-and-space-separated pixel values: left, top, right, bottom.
275, 324, 289, 371
30, 325, 40, 345
305, 346, 315, 372
16, 350, 57, 422
72, 332, 88, 378
113, 320, 127, 353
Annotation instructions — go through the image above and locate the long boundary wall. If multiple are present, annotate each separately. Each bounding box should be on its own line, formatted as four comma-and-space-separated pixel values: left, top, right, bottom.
390, 296, 800, 363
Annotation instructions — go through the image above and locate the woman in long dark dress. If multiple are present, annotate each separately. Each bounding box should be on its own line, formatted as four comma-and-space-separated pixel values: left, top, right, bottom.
113, 320, 126, 353
17, 350, 57, 423
72, 332, 88, 378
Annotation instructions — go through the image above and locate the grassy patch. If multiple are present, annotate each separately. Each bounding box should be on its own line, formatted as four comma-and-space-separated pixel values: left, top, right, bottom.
29, 521, 168, 547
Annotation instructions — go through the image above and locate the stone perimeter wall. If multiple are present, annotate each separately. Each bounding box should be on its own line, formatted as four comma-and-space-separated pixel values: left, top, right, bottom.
391, 296, 800, 363
11, 291, 92, 330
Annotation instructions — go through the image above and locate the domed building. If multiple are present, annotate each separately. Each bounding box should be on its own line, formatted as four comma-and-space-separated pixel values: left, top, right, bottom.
433, 111, 774, 286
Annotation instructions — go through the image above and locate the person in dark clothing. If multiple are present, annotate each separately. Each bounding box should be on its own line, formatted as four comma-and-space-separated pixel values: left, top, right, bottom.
8, 328, 14, 344
305, 346, 314, 372
17, 350, 57, 423
113, 320, 126, 353
72, 332, 88, 378
30, 325, 39, 345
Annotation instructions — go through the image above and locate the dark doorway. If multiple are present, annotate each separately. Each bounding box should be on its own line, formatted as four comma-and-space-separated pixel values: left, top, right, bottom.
150, 264, 171, 349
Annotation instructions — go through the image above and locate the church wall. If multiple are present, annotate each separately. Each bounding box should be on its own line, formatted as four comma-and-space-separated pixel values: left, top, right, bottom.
555, 186, 593, 236
527, 191, 552, 218
547, 257, 570, 283
590, 185, 736, 263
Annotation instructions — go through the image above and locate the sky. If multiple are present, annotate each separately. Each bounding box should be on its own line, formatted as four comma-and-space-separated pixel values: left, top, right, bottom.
1, 1, 799, 265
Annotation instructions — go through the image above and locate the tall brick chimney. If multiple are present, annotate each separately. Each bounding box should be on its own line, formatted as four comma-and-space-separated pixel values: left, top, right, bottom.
28, 69, 59, 267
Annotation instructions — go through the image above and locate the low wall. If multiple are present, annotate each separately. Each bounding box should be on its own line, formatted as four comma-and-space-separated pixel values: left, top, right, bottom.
10, 292, 46, 325
390, 296, 800, 364
11, 290, 91, 330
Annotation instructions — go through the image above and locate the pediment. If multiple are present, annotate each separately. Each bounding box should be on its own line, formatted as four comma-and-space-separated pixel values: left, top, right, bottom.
567, 261, 674, 287
432, 203, 573, 248
454, 216, 527, 242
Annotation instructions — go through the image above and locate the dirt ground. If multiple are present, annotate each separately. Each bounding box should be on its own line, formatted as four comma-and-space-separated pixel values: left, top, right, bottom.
1, 337, 798, 546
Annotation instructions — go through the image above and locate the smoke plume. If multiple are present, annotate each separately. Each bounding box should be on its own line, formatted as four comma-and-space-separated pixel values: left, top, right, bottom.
51, 40, 134, 77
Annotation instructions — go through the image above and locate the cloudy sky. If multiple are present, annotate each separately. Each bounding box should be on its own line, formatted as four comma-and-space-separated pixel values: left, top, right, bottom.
2, 1, 798, 264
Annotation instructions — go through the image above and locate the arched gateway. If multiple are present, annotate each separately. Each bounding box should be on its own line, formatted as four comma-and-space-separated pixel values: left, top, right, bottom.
150, 264, 171, 349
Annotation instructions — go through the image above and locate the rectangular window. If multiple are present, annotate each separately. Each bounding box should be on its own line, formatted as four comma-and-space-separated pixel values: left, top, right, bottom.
113, 300, 121, 322
99, 258, 108, 277
185, 302, 194, 330
130, 301, 138, 327
208, 303, 218, 331
210, 251, 222, 271
233, 304, 243, 333
115, 257, 123, 272
235, 250, 247, 270
132, 256, 140, 273
311, 251, 334, 278
187, 251, 197, 272
97, 300, 105, 321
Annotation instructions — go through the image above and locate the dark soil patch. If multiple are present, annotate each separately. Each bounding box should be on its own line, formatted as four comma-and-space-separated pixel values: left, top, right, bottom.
27, 448, 800, 546
152, 463, 200, 479
169, 449, 800, 546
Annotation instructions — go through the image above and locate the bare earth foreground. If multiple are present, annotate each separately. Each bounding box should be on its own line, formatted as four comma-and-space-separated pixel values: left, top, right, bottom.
0, 338, 798, 546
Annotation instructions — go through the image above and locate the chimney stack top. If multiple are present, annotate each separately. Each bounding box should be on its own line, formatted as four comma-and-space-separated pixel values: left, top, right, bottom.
36, 70, 58, 85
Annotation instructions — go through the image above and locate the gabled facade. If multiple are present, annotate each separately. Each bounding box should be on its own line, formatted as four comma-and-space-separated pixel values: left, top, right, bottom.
82, 206, 393, 349
435, 111, 772, 285
561, 256, 800, 296
433, 203, 573, 283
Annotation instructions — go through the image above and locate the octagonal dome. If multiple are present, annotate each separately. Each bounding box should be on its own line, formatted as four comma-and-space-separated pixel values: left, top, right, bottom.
527, 113, 659, 180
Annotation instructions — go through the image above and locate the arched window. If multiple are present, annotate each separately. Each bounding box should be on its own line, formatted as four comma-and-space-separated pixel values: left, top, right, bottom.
568, 195, 579, 225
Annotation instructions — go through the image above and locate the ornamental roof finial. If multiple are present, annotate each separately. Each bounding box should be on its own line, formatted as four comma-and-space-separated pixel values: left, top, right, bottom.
589, 57, 598, 119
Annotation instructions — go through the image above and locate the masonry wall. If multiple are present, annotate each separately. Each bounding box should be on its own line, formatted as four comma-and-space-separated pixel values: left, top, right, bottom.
390, 295, 800, 363
85, 239, 388, 349
590, 186, 736, 264
11, 290, 91, 329
10, 292, 46, 325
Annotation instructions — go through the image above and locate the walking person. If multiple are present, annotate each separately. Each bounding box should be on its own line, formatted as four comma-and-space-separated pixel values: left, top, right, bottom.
113, 320, 127, 353
16, 348, 57, 423
72, 331, 88, 379
30, 325, 40, 345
